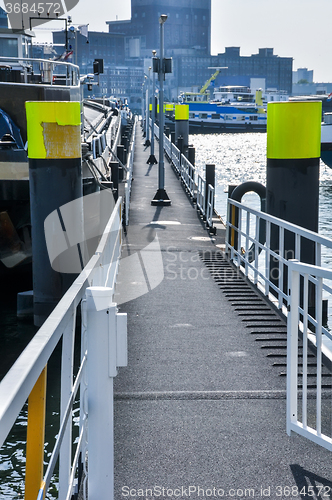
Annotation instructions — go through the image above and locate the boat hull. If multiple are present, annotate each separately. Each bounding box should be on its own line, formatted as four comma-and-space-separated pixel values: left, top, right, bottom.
188, 119, 266, 133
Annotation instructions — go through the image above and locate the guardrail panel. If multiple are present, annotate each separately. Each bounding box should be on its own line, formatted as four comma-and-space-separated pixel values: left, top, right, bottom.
0, 197, 123, 499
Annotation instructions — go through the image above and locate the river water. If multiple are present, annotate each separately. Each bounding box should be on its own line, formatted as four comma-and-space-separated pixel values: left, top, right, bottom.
192, 132, 332, 269
2, 131, 332, 498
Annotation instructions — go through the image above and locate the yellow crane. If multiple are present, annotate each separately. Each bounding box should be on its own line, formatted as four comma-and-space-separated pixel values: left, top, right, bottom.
199, 67, 227, 94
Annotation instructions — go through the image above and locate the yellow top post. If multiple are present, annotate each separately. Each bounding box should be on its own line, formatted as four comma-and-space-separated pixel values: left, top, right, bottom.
26, 101, 81, 159
267, 101, 322, 159
175, 104, 189, 121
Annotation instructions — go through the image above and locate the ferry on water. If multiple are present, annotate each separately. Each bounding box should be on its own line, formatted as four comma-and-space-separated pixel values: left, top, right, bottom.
177, 85, 289, 132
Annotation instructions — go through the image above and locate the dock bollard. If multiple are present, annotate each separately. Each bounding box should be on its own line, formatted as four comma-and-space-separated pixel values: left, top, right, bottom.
205, 163, 215, 216
188, 146, 195, 166
26, 101, 83, 326
117, 144, 125, 181
177, 136, 184, 155
175, 104, 189, 155
266, 101, 322, 302
110, 161, 119, 201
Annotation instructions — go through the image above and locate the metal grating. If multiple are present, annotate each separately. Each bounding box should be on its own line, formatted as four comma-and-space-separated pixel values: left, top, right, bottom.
199, 250, 332, 388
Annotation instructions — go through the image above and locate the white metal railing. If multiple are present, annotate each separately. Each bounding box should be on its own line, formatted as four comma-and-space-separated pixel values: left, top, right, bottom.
206, 184, 215, 230
180, 153, 196, 198
226, 198, 332, 453
124, 116, 138, 225
0, 55, 80, 86
287, 259, 332, 452
196, 175, 206, 216
0, 197, 126, 500
151, 122, 215, 233
225, 197, 332, 316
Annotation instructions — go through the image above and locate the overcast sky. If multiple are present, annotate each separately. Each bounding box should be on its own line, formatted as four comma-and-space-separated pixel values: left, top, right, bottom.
2, 0, 332, 82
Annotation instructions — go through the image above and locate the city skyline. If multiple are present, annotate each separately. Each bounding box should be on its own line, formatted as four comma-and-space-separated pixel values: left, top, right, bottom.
1, 0, 331, 82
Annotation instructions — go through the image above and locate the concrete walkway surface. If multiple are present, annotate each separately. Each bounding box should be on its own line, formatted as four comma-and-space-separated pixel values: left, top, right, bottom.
113, 125, 332, 500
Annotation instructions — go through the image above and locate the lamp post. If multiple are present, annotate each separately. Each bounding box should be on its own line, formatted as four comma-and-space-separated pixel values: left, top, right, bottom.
151, 14, 171, 206
144, 67, 151, 147
142, 75, 147, 135
147, 50, 158, 165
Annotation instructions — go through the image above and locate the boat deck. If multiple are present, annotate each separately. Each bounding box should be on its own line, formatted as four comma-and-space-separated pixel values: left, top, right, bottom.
112, 124, 332, 498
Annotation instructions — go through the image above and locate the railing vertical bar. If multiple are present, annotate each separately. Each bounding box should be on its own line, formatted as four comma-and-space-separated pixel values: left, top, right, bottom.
59, 310, 77, 500
237, 205, 242, 268
287, 263, 300, 436
265, 221, 271, 296
302, 274, 309, 429
295, 233, 301, 261
316, 241, 322, 267
279, 226, 285, 309
245, 211, 250, 276
316, 276, 323, 436
254, 213, 259, 285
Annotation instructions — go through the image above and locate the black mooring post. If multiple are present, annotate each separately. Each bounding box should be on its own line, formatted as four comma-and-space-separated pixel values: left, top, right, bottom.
188, 146, 195, 166
266, 101, 322, 315
110, 161, 119, 201
175, 104, 189, 157
26, 101, 83, 326
205, 164, 215, 215
177, 136, 184, 155
117, 144, 125, 181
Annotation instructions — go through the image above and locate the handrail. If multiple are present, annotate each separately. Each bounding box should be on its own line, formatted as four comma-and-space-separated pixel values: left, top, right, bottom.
0, 55, 80, 86
0, 198, 121, 439
206, 184, 215, 229
225, 197, 332, 327
0, 196, 123, 499
124, 116, 137, 225
287, 258, 332, 452
151, 121, 215, 233
0, 55, 79, 69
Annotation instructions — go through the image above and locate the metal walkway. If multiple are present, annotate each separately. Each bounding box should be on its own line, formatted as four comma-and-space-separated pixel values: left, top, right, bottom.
112, 125, 332, 499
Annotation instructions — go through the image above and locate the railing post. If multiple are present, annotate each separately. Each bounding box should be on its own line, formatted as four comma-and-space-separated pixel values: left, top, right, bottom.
58, 311, 76, 500
86, 287, 114, 500
85, 286, 127, 500
286, 261, 300, 436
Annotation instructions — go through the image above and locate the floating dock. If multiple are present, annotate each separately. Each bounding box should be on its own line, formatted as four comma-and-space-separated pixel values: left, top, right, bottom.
109, 125, 332, 497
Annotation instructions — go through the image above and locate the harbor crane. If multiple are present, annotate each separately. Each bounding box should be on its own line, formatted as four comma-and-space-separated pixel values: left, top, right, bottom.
199, 67, 227, 94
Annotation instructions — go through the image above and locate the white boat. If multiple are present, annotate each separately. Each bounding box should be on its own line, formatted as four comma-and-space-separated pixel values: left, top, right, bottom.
178, 87, 267, 132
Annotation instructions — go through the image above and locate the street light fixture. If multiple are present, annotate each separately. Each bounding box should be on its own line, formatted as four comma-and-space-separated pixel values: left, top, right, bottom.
151, 14, 171, 206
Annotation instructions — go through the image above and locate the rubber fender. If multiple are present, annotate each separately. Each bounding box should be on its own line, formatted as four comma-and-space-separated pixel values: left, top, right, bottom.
229, 181, 266, 263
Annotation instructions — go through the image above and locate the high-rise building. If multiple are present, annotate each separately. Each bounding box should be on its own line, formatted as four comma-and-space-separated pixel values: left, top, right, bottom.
50, 0, 293, 106
107, 0, 211, 58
